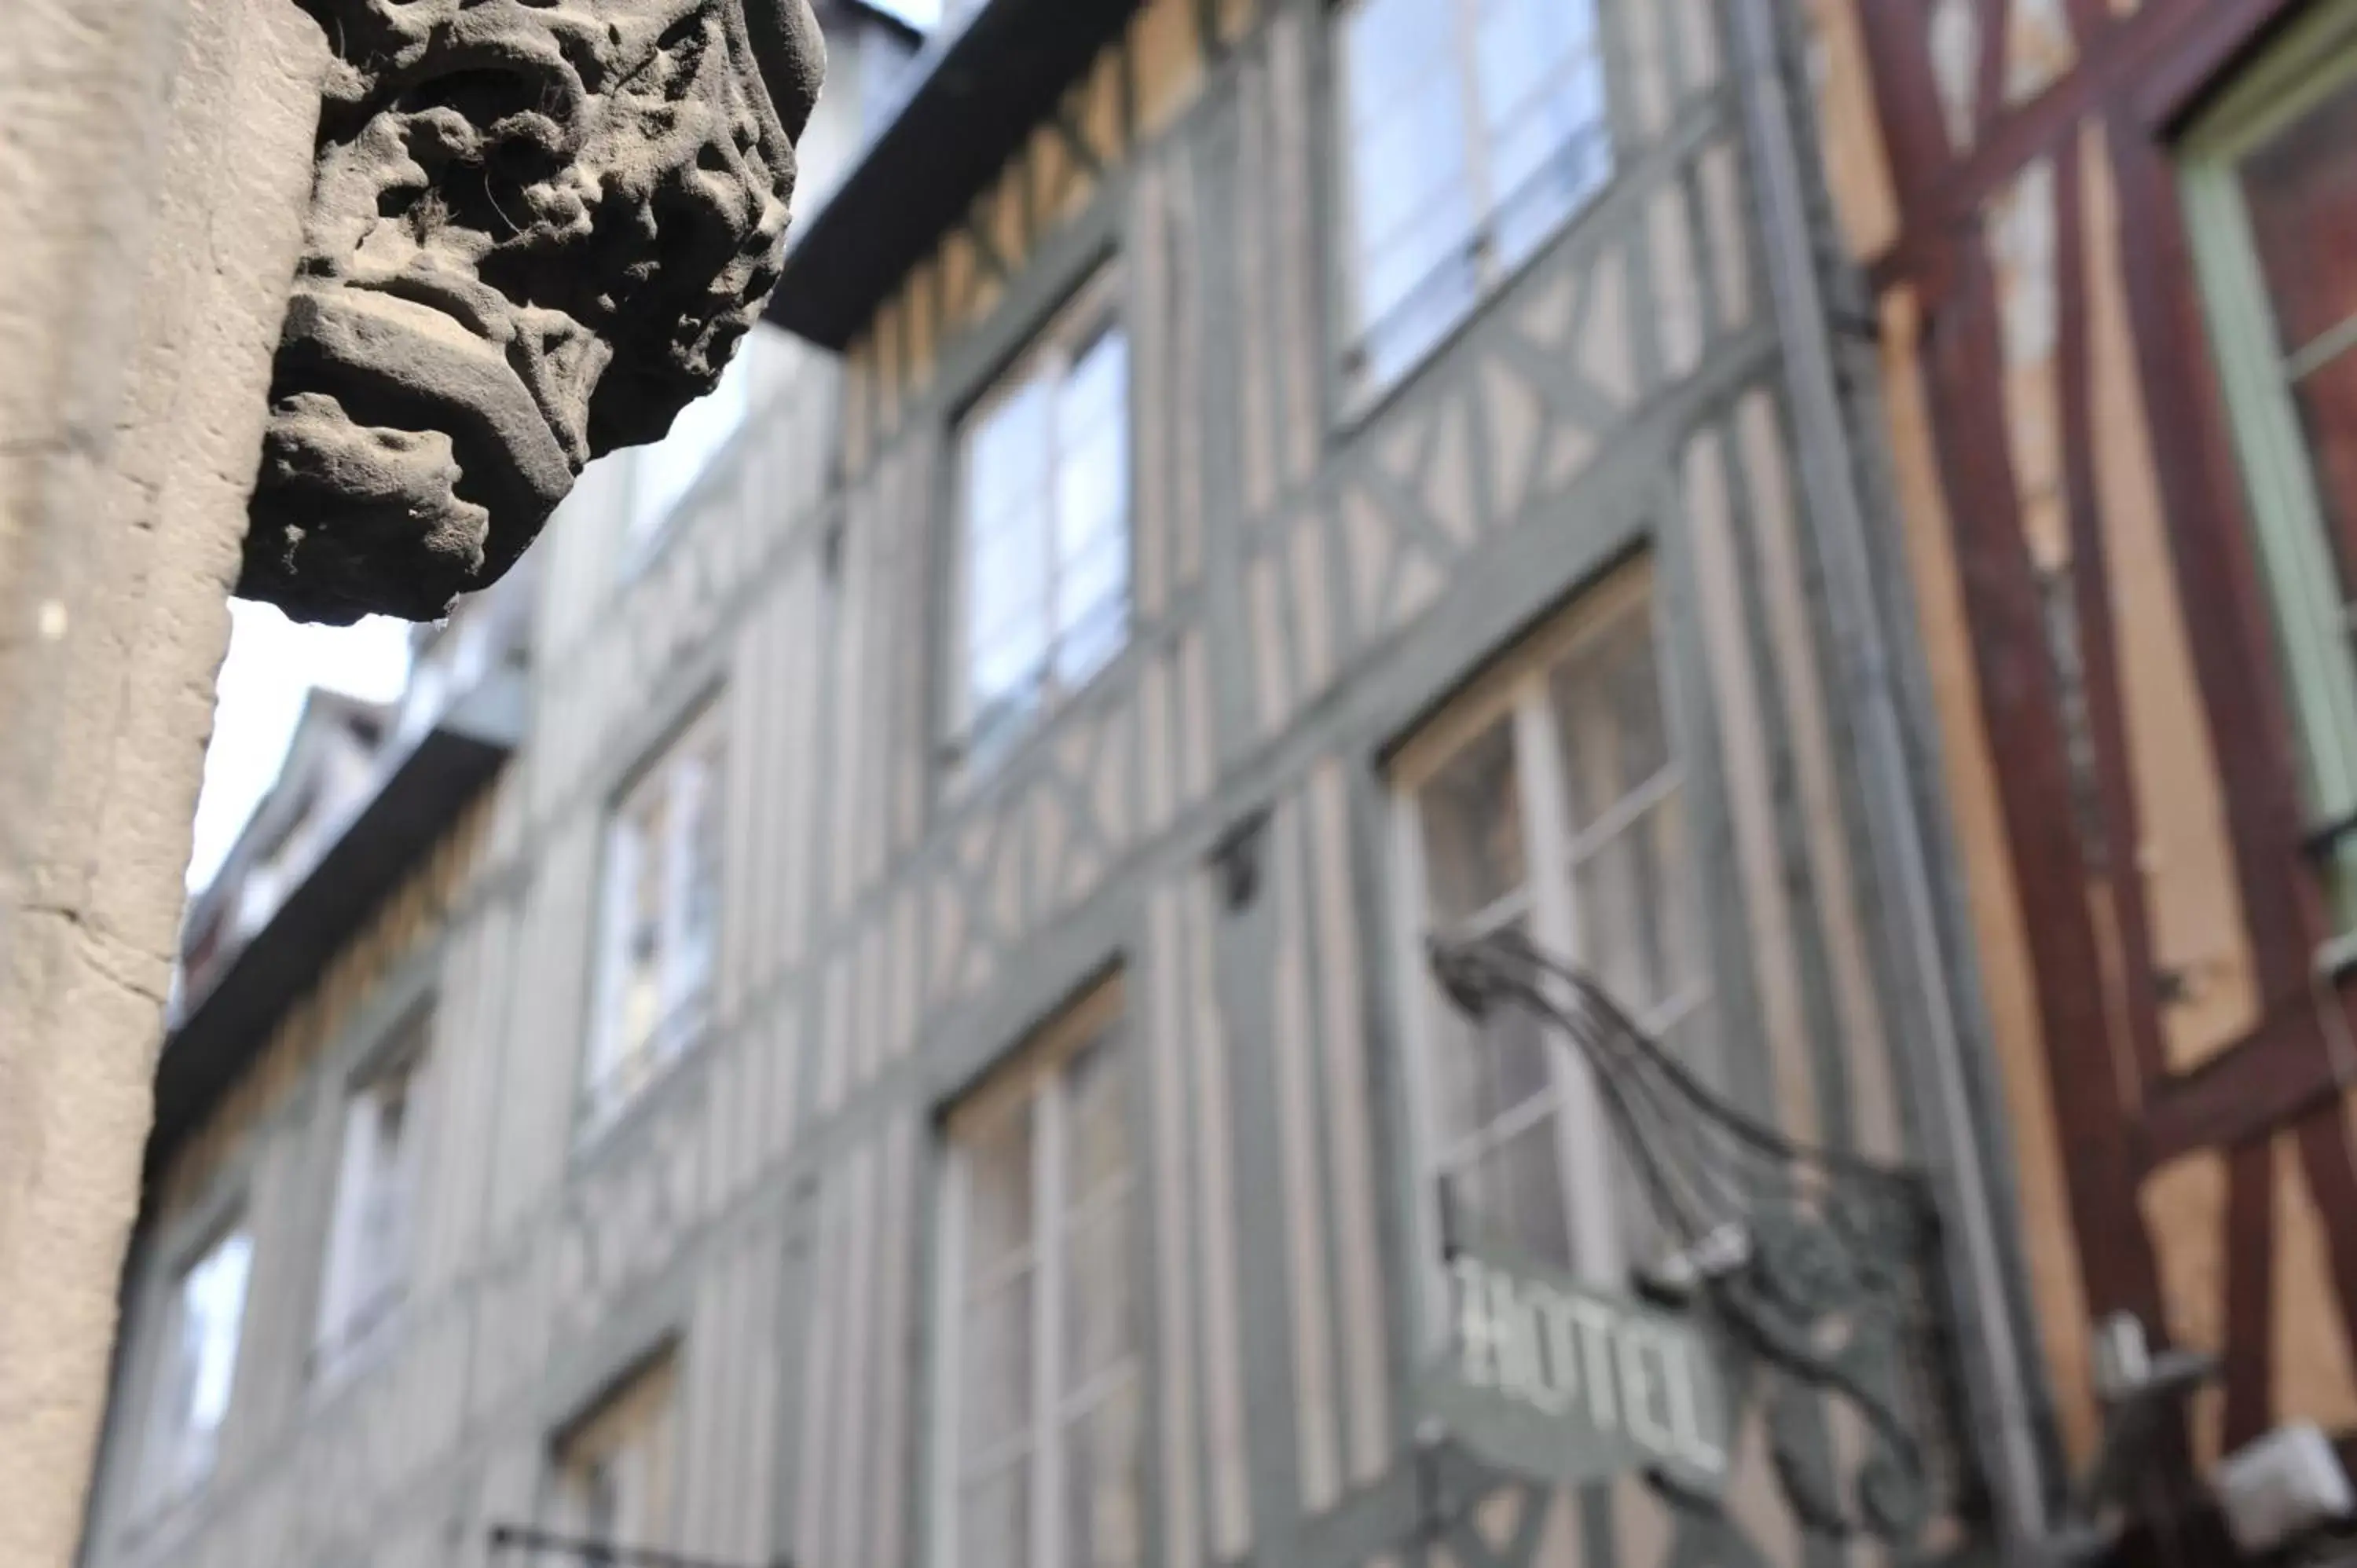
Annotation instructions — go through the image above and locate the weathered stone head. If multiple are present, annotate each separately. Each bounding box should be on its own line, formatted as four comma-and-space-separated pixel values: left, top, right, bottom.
241, 0, 825, 623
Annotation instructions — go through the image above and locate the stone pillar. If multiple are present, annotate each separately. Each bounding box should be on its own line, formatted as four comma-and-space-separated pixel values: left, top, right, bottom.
0, 0, 325, 1560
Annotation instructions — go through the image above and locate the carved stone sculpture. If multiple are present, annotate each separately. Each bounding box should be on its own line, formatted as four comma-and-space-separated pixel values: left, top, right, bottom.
240, 0, 824, 623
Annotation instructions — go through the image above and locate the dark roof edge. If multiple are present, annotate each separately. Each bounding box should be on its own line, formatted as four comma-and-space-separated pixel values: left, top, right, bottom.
146, 669, 525, 1184
827, 0, 924, 46
765, 0, 1146, 349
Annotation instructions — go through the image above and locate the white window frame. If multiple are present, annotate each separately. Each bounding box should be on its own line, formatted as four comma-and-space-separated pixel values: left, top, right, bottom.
2179, 0, 2357, 954
948, 266, 1133, 779
1332, 0, 1613, 400
1385, 562, 1707, 1334
929, 979, 1140, 1568
140, 1218, 254, 1510
584, 702, 725, 1132
312, 1006, 431, 1388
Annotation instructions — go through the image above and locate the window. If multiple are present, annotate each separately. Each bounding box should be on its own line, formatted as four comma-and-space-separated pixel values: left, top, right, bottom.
586, 705, 724, 1129
932, 982, 1142, 1568
1335, 0, 1611, 395
952, 269, 1131, 772
142, 1224, 253, 1505
554, 1354, 680, 1553
627, 351, 753, 554
2183, 0, 2357, 946
313, 1008, 430, 1386
1390, 566, 1707, 1294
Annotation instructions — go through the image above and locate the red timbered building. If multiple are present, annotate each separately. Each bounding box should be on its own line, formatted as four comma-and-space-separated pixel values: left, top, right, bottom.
1806, 0, 2357, 1553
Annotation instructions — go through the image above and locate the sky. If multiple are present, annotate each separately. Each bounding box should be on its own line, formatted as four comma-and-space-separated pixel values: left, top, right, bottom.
185, 603, 413, 894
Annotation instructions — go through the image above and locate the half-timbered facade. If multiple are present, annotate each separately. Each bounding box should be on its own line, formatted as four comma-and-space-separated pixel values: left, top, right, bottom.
1804, 0, 2357, 1556
76, 0, 2061, 1566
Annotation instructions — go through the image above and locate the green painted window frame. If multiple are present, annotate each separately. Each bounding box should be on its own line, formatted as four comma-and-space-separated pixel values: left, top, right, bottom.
2180, 0, 2357, 950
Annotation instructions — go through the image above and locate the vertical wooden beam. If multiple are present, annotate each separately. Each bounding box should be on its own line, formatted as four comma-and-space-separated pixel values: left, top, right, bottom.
2103, 114, 2326, 1017
2054, 130, 2170, 1094
2060, 0, 2111, 53
2220, 1136, 2275, 1451
1975, 0, 2014, 145
1919, 233, 2167, 1331
2293, 1104, 2357, 1385
1851, 0, 1959, 259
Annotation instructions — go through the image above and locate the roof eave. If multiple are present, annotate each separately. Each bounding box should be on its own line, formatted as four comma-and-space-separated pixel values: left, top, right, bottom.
764, 0, 1146, 350
147, 669, 524, 1183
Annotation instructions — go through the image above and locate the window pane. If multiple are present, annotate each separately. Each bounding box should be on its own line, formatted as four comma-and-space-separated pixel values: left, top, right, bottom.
2238, 71, 2357, 361
1417, 716, 1527, 924
1055, 424, 1129, 566
618, 798, 666, 1062
1064, 1199, 1134, 1390
1475, 0, 1586, 137
973, 619, 1050, 728
960, 1462, 1030, 1568
679, 764, 721, 987
1551, 610, 1670, 836
962, 1273, 1034, 1456
321, 1038, 423, 1363
1351, 78, 1475, 260
155, 1226, 251, 1497
1427, 923, 1554, 1147
1492, 68, 1612, 270
1056, 533, 1130, 654
1054, 587, 1131, 694
1656, 987, 1723, 1097
965, 1104, 1036, 1277
970, 506, 1051, 666
1442, 1112, 1573, 1272
580, 1457, 619, 1543
957, 291, 1131, 760
1062, 1379, 1145, 1568
1059, 328, 1129, 456
1062, 1041, 1130, 1205
184, 1232, 251, 1438
559, 1352, 679, 1548
1574, 792, 1696, 1016
1360, 178, 1481, 331
969, 381, 1052, 529
1345, 0, 1454, 113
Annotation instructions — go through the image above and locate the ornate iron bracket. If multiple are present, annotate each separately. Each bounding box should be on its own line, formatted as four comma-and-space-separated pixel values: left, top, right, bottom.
1427, 929, 1974, 1549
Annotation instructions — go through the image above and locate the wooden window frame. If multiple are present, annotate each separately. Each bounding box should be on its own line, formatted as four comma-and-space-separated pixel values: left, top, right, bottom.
928, 978, 1141, 1568
2180, 0, 2357, 954
1385, 560, 1707, 1332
